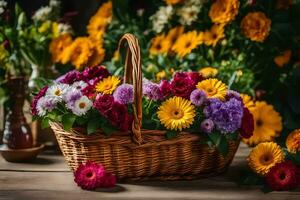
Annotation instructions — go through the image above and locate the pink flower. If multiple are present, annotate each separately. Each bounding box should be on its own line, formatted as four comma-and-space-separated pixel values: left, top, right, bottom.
74, 161, 106, 190
101, 173, 117, 188
31, 86, 48, 115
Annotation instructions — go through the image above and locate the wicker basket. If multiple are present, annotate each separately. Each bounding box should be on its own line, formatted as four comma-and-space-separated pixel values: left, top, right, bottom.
50, 34, 240, 181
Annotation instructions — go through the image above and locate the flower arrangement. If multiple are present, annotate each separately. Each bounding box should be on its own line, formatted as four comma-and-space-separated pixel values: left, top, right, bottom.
32, 65, 253, 155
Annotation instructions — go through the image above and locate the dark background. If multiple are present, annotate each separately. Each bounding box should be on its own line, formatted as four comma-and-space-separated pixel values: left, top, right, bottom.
9, 0, 105, 33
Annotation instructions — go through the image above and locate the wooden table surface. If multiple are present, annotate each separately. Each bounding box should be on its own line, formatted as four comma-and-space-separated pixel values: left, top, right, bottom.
0, 143, 299, 200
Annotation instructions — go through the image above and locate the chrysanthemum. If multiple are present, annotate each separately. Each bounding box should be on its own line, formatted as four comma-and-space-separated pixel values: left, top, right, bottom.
172, 31, 202, 58
46, 84, 70, 100
72, 81, 88, 90
241, 94, 255, 109
196, 78, 227, 100
113, 84, 134, 105
74, 161, 106, 190
95, 76, 120, 94
286, 129, 300, 153
203, 24, 225, 47
248, 142, 285, 176
149, 34, 171, 55
49, 33, 73, 63
190, 89, 206, 106
266, 161, 300, 191
166, 26, 184, 45
209, 0, 240, 24
243, 101, 282, 146
72, 96, 93, 116
199, 67, 218, 78
157, 96, 196, 131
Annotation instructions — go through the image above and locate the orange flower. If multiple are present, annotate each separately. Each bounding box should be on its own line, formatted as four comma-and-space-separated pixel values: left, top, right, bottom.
203, 24, 225, 47
241, 12, 271, 42
166, 26, 184, 46
274, 50, 292, 67
164, 0, 184, 5
286, 129, 300, 153
209, 0, 240, 24
49, 34, 73, 63
276, 0, 293, 10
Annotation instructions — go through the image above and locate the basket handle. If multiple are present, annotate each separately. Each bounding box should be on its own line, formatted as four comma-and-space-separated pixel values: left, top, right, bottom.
118, 34, 143, 144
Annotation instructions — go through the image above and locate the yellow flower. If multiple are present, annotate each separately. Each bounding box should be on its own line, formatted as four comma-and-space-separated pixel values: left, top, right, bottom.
157, 96, 196, 131
276, 0, 293, 10
240, 94, 255, 109
156, 70, 166, 81
61, 37, 99, 70
248, 142, 284, 176
164, 0, 184, 5
87, 16, 109, 41
95, 1, 113, 19
95, 76, 120, 94
196, 78, 227, 100
172, 31, 202, 58
38, 21, 51, 33
203, 24, 225, 47
49, 34, 73, 63
274, 50, 292, 67
149, 34, 171, 55
52, 22, 59, 38
166, 26, 184, 45
199, 67, 218, 78
243, 101, 282, 146
241, 12, 271, 42
87, 45, 105, 67
286, 129, 300, 153
209, 0, 240, 24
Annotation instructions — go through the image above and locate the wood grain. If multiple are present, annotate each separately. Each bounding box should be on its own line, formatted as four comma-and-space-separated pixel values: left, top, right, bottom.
0, 144, 299, 200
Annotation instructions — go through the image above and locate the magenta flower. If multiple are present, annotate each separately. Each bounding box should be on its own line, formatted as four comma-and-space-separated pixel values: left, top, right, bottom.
31, 86, 48, 115
101, 173, 117, 188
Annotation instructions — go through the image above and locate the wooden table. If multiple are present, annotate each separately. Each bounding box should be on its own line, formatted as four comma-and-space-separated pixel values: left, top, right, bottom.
0, 144, 299, 200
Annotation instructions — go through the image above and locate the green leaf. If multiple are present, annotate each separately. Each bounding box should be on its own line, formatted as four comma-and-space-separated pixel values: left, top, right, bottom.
217, 135, 229, 156
101, 125, 115, 136
165, 131, 178, 139
87, 118, 101, 135
41, 118, 50, 129
62, 114, 76, 131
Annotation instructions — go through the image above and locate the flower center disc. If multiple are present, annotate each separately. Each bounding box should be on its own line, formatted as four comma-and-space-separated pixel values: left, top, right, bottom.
260, 154, 274, 165
55, 90, 61, 96
256, 119, 263, 127
172, 109, 184, 119
79, 102, 86, 109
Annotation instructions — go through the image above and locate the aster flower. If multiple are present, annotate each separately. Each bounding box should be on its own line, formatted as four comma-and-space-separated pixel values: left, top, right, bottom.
200, 119, 214, 133
74, 161, 106, 190
204, 98, 244, 133
190, 89, 206, 106
72, 81, 88, 90
46, 83, 70, 101
143, 79, 163, 101
113, 84, 134, 105
266, 161, 300, 191
226, 90, 242, 102
31, 86, 48, 115
63, 88, 83, 109
72, 96, 93, 116
36, 96, 58, 116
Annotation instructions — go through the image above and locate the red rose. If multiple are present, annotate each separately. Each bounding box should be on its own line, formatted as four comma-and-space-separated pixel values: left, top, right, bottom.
171, 72, 196, 99
239, 107, 254, 139
106, 102, 130, 131
93, 94, 114, 115
266, 161, 300, 191
187, 72, 204, 85
82, 66, 110, 81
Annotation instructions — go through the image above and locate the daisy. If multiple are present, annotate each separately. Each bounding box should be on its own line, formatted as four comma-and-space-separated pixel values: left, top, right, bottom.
72, 96, 93, 116
46, 83, 70, 101
36, 96, 57, 116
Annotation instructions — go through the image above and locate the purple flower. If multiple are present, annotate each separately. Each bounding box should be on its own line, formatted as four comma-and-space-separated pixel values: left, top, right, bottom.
36, 96, 58, 116
201, 119, 215, 133
64, 88, 82, 108
190, 89, 207, 106
226, 90, 242, 102
113, 84, 134, 104
56, 70, 82, 84
143, 79, 163, 101
204, 98, 244, 133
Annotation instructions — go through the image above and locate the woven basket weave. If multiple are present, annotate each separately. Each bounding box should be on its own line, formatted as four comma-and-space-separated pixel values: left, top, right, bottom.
50, 34, 240, 181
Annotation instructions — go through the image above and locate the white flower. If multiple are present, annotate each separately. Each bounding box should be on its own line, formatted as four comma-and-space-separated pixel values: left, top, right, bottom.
36, 96, 57, 116
32, 6, 52, 21
150, 5, 174, 33
58, 23, 72, 34
0, 0, 7, 15
46, 84, 70, 101
72, 96, 92, 116
71, 81, 88, 90
49, 0, 60, 8
177, 4, 202, 26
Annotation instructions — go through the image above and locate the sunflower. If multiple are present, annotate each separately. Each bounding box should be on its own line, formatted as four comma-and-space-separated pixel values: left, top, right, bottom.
196, 78, 227, 100
240, 94, 255, 109
199, 67, 218, 78
95, 1, 113, 19
49, 33, 73, 63
274, 50, 292, 67
95, 76, 121, 94
157, 96, 196, 131
248, 142, 285, 176
203, 24, 225, 47
61, 37, 94, 70
166, 26, 184, 45
243, 101, 282, 146
172, 31, 202, 58
286, 129, 300, 153
149, 34, 171, 55
240, 12, 271, 42
209, 0, 240, 24
87, 16, 109, 41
